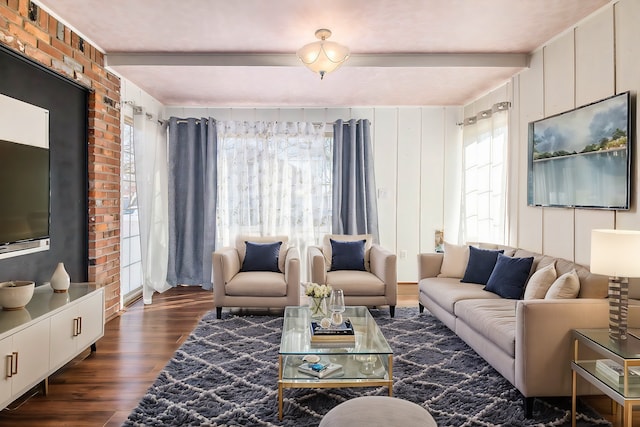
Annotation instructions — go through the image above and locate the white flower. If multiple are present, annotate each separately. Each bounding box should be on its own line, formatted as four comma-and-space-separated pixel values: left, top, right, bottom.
305, 282, 332, 298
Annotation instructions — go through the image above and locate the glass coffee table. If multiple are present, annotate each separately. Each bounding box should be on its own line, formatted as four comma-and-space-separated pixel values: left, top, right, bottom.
278, 306, 393, 420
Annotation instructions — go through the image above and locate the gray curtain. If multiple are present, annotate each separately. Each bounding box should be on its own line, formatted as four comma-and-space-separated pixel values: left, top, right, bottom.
167, 117, 217, 289
332, 119, 379, 242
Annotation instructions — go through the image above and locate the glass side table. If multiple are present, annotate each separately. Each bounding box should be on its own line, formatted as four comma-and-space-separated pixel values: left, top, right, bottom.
571, 329, 640, 427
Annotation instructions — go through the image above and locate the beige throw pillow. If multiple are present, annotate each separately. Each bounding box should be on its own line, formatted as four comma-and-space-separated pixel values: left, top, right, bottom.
323, 234, 372, 272
235, 235, 289, 273
523, 262, 557, 300
438, 242, 469, 279
545, 269, 580, 299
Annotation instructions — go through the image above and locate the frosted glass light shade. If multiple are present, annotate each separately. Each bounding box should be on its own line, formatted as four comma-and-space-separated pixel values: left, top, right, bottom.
590, 229, 640, 278
297, 29, 349, 79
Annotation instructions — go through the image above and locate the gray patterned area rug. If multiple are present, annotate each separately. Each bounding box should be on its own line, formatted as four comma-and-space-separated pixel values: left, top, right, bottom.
124, 308, 610, 426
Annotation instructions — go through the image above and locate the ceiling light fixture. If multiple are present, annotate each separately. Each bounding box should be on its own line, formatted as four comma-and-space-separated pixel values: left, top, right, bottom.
296, 29, 350, 80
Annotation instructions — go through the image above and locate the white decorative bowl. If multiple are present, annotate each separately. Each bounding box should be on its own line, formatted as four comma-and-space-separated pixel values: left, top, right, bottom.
0, 281, 35, 310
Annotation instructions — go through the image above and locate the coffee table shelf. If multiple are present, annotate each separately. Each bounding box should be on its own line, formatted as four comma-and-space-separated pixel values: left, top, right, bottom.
278, 306, 393, 420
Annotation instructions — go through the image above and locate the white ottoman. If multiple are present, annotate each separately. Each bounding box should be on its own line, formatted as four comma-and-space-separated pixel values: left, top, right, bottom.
319, 396, 437, 427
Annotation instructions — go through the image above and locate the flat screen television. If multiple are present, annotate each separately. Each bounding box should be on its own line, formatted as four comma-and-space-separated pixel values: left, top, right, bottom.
527, 91, 631, 210
0, 139, 50, 250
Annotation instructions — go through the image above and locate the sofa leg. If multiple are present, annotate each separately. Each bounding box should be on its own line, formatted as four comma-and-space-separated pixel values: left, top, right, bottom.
523, 396, 535, 418
216, 307, 222, 319
419, 303, 424, 313
389, 306, 395, 318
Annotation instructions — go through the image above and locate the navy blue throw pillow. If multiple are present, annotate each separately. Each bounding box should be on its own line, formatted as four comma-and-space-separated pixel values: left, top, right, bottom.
460, 246, 504, 285
485, 253, 534, 299
240, 241, 282, 272
330, 239, 366, 271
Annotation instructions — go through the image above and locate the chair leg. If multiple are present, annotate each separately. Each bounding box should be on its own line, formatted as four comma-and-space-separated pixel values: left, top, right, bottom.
216, 307, 222, 319
523, 396, 535, 418
419, 303, 424, 313
389, 306, 395, 318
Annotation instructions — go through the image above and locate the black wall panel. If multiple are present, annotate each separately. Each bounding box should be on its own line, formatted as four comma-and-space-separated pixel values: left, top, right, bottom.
0, 45, 89, 285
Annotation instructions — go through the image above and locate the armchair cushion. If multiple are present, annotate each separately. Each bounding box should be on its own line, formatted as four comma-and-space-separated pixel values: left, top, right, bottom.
225, 271, 288, 297
240, 241, 282, 272
326, 270, 385, 296
330, 239, 367, 271
323, 234, 372, 272
236, 235, 289, 272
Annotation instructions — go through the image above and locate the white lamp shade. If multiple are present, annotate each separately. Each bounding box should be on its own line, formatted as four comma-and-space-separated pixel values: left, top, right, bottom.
590, 229, 640, 278
296, 40, 350, 75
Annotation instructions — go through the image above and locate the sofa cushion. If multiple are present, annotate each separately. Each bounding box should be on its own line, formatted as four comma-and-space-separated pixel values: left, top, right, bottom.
461, 246, 504, 285
523, 262, 557, 300
330, 239, 366, 271
438, 242, 469, 278
240, 241, 282, 272
473, 242, 517, 257
454, 299, 516, 357
419, 277, 499, 313
545, 269, 580, 299
226, 271, 287, 296
326, 270, 385, 296
484, 254, 534, 299
236, 235, 289, 273
323, 234, 372, 272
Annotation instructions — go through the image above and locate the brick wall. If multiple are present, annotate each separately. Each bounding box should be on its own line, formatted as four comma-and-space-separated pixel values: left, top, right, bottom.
0, 0, 121, 320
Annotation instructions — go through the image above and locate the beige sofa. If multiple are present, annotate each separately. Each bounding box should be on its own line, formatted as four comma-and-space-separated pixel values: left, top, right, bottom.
418, 243, 611, 416
309, 234, 397, 317
212, 236, 300, 319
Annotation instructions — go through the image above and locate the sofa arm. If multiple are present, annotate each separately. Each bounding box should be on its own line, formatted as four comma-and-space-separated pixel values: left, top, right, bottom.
212, 247, 240, 299
370, 244, 397, 304
418, 253, 443, 280
308, 245, 326, 284
515, 298, 609, 397
284, 247, 301, 299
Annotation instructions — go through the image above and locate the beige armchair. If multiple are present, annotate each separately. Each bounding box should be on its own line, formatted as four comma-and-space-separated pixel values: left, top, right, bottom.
308, 234, 397, 317
212, 235, 300, 319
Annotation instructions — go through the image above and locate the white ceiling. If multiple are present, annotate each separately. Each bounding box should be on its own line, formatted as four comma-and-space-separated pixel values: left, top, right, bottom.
36, 0, 611, 107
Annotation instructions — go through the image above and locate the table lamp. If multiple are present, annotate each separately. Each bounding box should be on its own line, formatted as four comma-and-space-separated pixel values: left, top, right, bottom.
590, 229, 640, 340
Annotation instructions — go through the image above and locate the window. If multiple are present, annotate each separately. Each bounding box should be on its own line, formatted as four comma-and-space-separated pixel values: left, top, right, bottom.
120, 116, 142, 304
215, 121, 332, 278
462, 105, 508, 244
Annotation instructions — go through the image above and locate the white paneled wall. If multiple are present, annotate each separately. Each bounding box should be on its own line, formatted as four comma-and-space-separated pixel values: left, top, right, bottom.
372, 108, 399, 255
505, 0, 640, 265
396, 108, 422, 279
163, 106, 461, 282
613, 0, 640, 231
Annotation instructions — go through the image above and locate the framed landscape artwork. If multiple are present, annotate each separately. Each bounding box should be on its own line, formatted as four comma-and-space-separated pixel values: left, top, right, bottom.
527, 92, 631, 210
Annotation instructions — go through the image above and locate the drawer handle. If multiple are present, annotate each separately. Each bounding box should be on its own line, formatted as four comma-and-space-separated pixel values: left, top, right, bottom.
78, 316, 82, 335
5, 354, 12, 378
6, 352, 18, 378
73, 317, 80, 336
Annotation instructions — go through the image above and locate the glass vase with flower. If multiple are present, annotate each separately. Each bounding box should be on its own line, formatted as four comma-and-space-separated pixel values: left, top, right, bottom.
305, 282, 332, 318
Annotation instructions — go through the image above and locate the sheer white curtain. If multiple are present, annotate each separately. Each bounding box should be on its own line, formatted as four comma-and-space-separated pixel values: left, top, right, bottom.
133, 114, 171, 304
216, 121, 331, 278
462, 104, 509, 244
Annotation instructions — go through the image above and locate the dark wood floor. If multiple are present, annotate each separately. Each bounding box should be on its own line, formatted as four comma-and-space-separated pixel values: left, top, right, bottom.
0, 284, 633, 426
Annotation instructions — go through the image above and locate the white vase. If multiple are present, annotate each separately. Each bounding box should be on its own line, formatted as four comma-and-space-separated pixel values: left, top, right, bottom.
309, 297, 328, 318
50, 262, 70, 293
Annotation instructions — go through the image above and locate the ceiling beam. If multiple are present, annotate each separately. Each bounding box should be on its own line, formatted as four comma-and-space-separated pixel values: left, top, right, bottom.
105, 52, 529, 68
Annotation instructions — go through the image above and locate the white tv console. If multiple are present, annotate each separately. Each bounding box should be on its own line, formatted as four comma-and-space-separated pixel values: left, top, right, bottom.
0, 283, 104, 409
